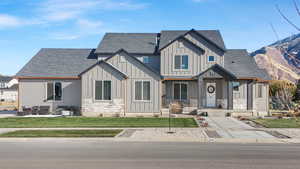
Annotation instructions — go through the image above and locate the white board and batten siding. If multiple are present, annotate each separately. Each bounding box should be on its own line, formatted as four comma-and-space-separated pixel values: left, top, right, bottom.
107, 52, 161, 114
81, 63, 125, 116
160, 32, 225, 77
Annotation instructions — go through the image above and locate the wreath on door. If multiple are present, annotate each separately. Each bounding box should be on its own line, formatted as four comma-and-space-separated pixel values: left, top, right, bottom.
207, 85, 215, 94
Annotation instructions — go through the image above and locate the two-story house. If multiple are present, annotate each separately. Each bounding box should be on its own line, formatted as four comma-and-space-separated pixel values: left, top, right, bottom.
16, 29, 271, 116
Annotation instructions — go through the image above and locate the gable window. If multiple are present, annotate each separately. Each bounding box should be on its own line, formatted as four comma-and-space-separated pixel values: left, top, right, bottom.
174, 83, 188, 100
135, 81, 150, 101
179, 41, 184, 48
95, 80, 112, 101
47, 82, 62, 101
142, 56, 150, 63
208, 56, 215, 62
232, 82, 240, 91
257, 84, 263, 98
120, 55, 126, 62
174, 55, 189, 70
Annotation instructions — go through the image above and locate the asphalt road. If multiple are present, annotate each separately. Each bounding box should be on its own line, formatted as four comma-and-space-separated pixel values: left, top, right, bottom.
0, 141, 300, 169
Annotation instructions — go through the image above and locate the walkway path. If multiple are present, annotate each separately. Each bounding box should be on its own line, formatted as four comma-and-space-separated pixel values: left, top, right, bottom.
204, 117, 275, 139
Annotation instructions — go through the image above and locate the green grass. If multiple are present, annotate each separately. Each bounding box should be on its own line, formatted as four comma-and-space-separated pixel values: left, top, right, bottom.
254, 118, 300, 128
0, 130, 122, 137
0, 117, 198, 128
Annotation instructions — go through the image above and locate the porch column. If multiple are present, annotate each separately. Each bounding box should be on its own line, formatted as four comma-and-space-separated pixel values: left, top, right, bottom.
247, 80, 253, 110
227, 81, 233, 109
198, 77, 204, 109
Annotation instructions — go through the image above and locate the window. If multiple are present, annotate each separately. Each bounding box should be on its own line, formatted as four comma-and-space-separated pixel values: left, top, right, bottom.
174, 83, 188, 100
232, 82, 240, 91
179, 41, 184, 48
257, 84, 263, 98
95, 81, 112, 100
174, 55, 189, 70
135, 81, 150, 101
208, 56, 215, 62
142, 56, 150, 63
47, 82, 62, 101
120, 55, 126, 62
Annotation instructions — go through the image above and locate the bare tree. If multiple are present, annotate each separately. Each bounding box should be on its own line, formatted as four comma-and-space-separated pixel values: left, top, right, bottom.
276, 0, 300, 31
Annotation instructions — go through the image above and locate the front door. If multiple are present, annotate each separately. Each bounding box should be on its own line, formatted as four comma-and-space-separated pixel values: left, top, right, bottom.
206, 83, 216, 107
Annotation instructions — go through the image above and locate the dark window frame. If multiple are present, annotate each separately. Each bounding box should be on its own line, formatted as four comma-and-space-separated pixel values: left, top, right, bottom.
208, 55, 215, 62
173, 82, 188, 100
95, 80, 112, 101
134, 80, 151, 101
174, 55, 189, 70
46, 82, 62, 101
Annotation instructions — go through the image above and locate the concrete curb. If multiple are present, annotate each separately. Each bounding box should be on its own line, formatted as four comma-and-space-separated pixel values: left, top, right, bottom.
0, 137, 299, 144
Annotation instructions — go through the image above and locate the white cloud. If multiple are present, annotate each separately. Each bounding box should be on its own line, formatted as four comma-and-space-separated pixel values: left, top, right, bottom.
38, 0, 148, 22
50, 19, 106, 40
0, 14, 23, 28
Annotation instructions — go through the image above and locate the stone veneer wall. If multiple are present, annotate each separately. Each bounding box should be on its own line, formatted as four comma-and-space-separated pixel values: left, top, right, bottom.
81, 98, 125, 117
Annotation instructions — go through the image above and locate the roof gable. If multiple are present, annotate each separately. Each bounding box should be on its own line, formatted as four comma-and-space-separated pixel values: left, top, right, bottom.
159, 35, 205, 54
105, 49, 162, 79
79, 60, 128, 79
159, 29, 226, 51
195, 64, 237, 80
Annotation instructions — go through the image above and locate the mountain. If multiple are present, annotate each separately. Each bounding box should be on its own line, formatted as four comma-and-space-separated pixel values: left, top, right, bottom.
251, 33, 300, 83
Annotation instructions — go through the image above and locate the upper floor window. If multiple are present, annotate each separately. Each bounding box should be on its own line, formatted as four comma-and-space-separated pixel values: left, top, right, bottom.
95, 80, 112, 101
120, 55, 126, 62
179, 41, 184, 48
174, 55, 189, 70
142, 56, 150, 63
208, 56, 215, 62
47, 82, 62, 101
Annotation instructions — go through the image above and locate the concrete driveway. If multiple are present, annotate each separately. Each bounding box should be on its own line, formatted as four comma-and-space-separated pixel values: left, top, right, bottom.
205, 117, 275, 139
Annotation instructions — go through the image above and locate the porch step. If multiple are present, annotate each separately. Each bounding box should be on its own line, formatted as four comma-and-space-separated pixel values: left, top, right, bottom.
182, 107, 197, 114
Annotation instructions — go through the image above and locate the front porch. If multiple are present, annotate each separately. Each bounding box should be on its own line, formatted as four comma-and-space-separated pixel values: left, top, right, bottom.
161, 64, 256, 116
162, 78, 230, 109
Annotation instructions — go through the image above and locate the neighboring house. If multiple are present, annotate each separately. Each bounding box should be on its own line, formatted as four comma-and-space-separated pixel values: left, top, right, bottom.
16, 29, 271, 116
0, 76, 18, 102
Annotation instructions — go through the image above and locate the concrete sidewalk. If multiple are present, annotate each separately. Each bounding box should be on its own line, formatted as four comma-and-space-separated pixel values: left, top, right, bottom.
0, 127, 299, 144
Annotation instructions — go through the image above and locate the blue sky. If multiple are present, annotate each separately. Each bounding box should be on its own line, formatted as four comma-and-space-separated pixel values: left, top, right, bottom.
0, 0, 299, 75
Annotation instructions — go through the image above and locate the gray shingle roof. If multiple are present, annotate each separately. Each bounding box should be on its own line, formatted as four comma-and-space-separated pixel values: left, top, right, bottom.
224, 49, 271, 80
16, 48, 97, 77
0, 75, 12, 82
159, 30, 226, 51
96, 33, 158, 54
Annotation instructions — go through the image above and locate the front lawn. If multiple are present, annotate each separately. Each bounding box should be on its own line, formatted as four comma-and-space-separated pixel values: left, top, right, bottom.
254, 118, 300, 128
0, 117, 198, 128
0, 130, 122, 137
